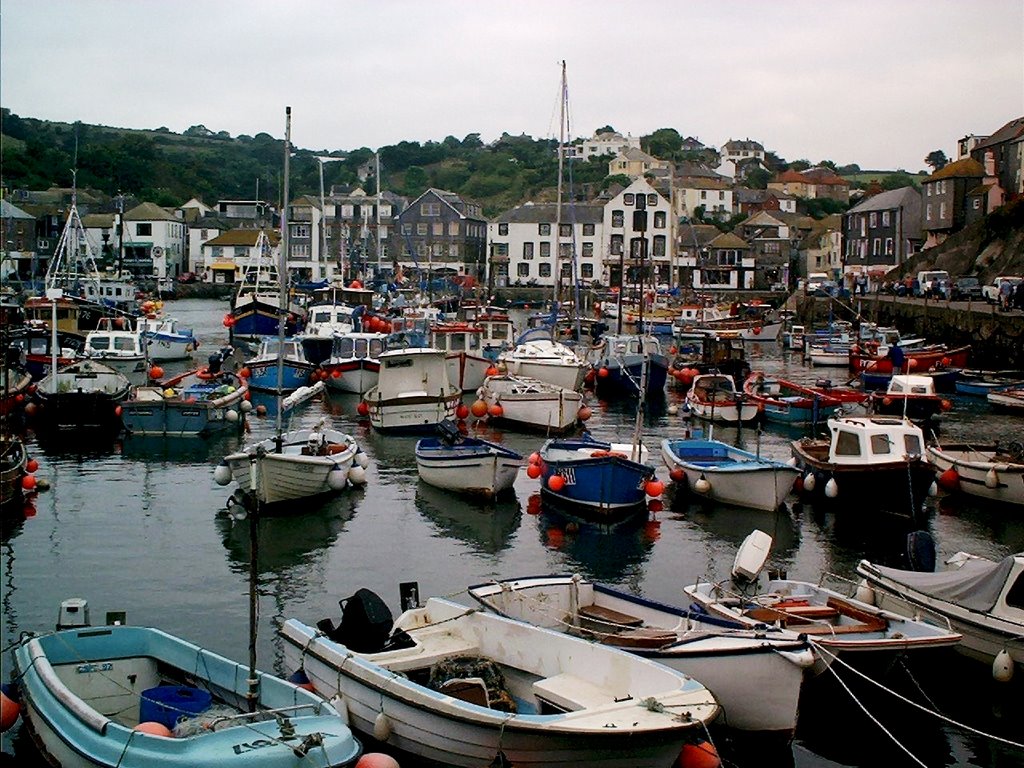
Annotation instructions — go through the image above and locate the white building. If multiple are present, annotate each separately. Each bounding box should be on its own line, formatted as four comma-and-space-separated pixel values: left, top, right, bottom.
489, 202, 604, 289
199, 228, 280, 284
603, 179, 674, 288
122, 202, 188, 281
571, 130, 641, 161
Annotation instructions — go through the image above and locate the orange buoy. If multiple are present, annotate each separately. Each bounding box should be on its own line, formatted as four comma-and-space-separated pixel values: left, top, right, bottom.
350, 280, 363, 289
937, 467, 960, 491
528, 452, 541, 465
645, 480, 665, 497
115, 405, 123, 417
598, 367, 610, 378
1, 685, 20, 731
238, 367, 251, 379
148, 366, 164, 380
332, 369, 342, 379
456, 403, 470, 420
222, 315, 233, 328
941, 357, 951, 367
752, 326, 762, 335
357, 401, 370, 416
526, 463, 542, 479
669, 467, 686, 483
133, 721, 173, 737
485, 366, 499, 377
677, 740, 721, 768
547, 474, 565, 491
488, 403, 504, 418
584, 369, 596, 384
26, 458, 39, 474
577, 406, 592, 421
907, 358, 918, 370
21, 475, 36, 491
940, 399, 953, 411
356, 754, 400, 768
470, 400, 488, 418
882, 396, 893, 406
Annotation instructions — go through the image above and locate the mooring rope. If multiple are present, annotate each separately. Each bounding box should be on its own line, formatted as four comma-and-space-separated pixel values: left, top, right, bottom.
812, 641, 1024, 749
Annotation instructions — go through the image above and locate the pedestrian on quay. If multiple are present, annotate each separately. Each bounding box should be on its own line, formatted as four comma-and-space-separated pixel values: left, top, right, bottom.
999, 279, 1012, 311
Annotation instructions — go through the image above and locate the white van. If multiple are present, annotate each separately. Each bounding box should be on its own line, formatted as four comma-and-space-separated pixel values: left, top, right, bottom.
916, 270, 949, 297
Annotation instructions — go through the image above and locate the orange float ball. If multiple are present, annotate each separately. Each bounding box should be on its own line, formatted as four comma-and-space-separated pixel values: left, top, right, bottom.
470, 400, 488, 418
883, 396, 893, 406
577, 406, 592, 421
547, 474, 565, 491
0, 686, 20, 732
528, 452, 541, 465
15, 394, 23, 402
940, 399, 953, 411
669, 467, 686, 483
526, 463, 542, 479
485, 366, 499, 377
332, 369, 342, 379
148, 366, 164, 380
677, 741, 720, 768
456, 403, 470, 420
21, 475, 36, 491
645, 480, 665, 497
907, 358, 918, 370
133, 721, 173, 737
598, 367, 610, 378
115, 406, 123, 417
26, 459, 39, 473
487, 403, 504, 417
356, 755, 400, 768
357, 401, 370, 416
350, 280, 363, 289
238, 367, 251, 378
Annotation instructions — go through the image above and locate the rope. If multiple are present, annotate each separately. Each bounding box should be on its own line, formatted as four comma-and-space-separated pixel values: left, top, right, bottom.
812, 641, 1024, 749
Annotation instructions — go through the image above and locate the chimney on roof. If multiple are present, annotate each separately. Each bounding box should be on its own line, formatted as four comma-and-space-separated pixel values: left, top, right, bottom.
984, 150, 997, 179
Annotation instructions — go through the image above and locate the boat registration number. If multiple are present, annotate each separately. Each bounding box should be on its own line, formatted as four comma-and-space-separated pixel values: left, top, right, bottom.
76, 663, 113, 673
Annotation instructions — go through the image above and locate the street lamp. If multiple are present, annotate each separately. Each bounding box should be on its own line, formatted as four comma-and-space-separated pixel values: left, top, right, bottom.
316, 155, 344, 282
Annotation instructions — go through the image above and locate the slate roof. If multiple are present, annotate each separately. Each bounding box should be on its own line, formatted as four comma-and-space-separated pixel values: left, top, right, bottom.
973, 116, 1024, 151
847, 187, 923, 239
495, 202, 603, 225
723, 139, 764, 152
677, 222, 720, 247
124, 202, 178, 221
81, 213, 115, 227
0, 199, 34, 220
741, 211, 786, 228
708, 232, 751, 249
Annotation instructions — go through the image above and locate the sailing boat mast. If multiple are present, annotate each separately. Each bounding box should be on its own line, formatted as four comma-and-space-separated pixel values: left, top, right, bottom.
553, 60, 566, 310
275, 107, 292, 439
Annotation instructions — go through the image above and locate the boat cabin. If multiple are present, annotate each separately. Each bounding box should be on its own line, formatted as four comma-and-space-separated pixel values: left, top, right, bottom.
304, 304, 357, 336
430, 322, 483, 355
250, 338, 308, 364
826, 417, 925, 466
886, 375, 936, 398
331, 333, 388, 361
375, 348, 452, 399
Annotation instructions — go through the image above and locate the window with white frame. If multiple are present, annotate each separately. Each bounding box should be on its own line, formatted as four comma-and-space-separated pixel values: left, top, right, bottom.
421, 202, 441, 216
872, 238, 881, 255
416, 223, 427, 235
885, 238, 893, 254
624, 193, 634, 205
523, 242, 534, 260
653, 235, 666, 256
939, 202, 947, 219
612, 210, 624, 227
448, 221, 458, 236
654, 211, 666, 228
582, 242, 594, 258
517, 263, 530, 277
292, 224, 310, 239
583, 223, 595, 236
882, 211, 890, 226
539, 223, 551, 236
291, 243, 311, 258
926, 204, 932, 221
498, 223, 508, 235
539, 263, 551, 277
869, 213, 877, 227
610, 234, 623, 254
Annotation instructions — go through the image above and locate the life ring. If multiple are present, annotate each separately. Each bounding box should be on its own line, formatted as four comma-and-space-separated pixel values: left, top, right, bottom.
196, 368, 216, 380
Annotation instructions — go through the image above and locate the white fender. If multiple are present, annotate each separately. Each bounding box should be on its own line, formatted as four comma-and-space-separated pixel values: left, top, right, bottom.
373, 711, 392, 741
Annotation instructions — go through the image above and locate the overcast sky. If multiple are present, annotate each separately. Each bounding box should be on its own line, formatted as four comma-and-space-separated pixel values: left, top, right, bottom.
3, 1, 1022, 172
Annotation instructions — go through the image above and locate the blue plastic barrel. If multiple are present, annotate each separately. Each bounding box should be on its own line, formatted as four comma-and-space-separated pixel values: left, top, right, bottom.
139, 686, 213, 729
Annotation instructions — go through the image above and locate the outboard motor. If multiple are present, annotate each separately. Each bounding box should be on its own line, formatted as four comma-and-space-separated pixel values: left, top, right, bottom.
206, 352, 223, 375
316, 588, 396, 653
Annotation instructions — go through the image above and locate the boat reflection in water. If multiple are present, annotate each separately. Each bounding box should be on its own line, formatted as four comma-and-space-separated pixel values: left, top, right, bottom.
414, 481, 521, 555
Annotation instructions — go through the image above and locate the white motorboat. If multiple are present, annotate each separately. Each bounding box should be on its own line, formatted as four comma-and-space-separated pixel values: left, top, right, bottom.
684, 531, 963, 673
430, 321, 493, 391
685, 373, 759, 423
660, 437, 799, 511
281, 591, 719, 768
363, 347, 461, 433
928, 442, 1024, 507
216, 424, 367, 507
139, 316, 197, 362
499, 328, 587, 391
857, 552, 1023, 680
468, 575, 814, 734
806, 343, 850, 367
987, 387, 1024, 414
477, 374, 583, 434
415, 422, 524, 499
322, 332, 388, 394
83, 319, 149, 383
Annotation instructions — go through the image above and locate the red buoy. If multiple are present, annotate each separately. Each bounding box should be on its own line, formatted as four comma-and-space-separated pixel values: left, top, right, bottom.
356, 755, 400, 768
577, 406, 592, 421
528, 452, 541, 465
26, 459, 39, 474
148, 366, 164, 381
669, 467, 686, 483
238, 367, 251, 378
485, 366, 499, 377
677, 740, 721, 768
645, 480, 665, 497
937, 467, 960, 491
598, 367, 609, 378
456, 403, 470, 420
526, 463, 542, 479
470, 400, 488, 418
547, 474, 565, 491
0, 685, 20, 732
488, 403, 504, 418
357, 401, 370, 416
21, 475, 36, 491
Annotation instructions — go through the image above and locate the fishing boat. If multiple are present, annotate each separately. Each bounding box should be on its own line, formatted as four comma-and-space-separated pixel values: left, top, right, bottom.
121, 350, 249, 438
856, 551, 1023, 680
1, 357, 33, 418
11, 600, 363, 768
320, 332, 388, 394
468, 574, 815, 735
29, 359, 131, 439
806, 342, 851, 367
851, 343, 971, 375
296, 297, 363, 366
987, 387, 1024, 415
954, 369, 1024, 397
362, 347, 461, 434
499, 327, 587, 392
215, 109, 367, 510
535, 433, 657, 516
1, 435, 28, 509
138, 316, 197, 362
7, 325, 86, 380
472, 309, 516, 361
869, 374, 951, 422
82, 318, 150, 384
860, 366, 960, 392
588, 333, 669, 399
928, 442, 1024, 507
242, 338, 315, 393
742, 373, 844, 426
415, 420, 524, 498
476, 374, 583, 434
790, 416, 936, 516
685, 373, 759, 424
430, 321, 493, 391
683, 531, 962, 673
660, 437, 799, 511
281, 590, 719, 768
228, 229, 300, 342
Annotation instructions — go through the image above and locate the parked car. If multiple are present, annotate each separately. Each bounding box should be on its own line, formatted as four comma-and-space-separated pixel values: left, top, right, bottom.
178, 272, 198, 283
982, 276, 1023, 304
916, 270, 949, 297
950, 276, 983, 302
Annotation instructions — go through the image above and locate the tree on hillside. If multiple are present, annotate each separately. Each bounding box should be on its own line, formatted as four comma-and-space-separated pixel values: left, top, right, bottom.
880, 171, 919, 190
595, 125, 616, 135
643, 128, 683, 159
745, 167, 772, 189
788, 159, 812, 172
924, 150, 948, 171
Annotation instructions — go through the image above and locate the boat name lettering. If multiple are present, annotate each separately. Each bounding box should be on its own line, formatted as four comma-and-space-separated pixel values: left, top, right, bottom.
182, 409, 201, 417
562, 468, 576, 485
385, 359, 414, 368
76, 662, 113, 673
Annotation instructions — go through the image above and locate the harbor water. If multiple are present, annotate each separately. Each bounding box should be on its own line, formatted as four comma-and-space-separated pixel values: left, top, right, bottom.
2, 299, 1022, 767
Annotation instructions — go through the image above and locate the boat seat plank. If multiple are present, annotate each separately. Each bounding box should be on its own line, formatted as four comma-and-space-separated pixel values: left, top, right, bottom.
577, 604, 643, 628
380, 636, 481, 673
532, 673, 617, 711
601, 627, 677, 649
799, 619, 887, 635
744, 605, 840, 624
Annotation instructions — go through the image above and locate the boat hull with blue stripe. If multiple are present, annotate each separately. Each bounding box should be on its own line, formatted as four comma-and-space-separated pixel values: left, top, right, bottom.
244, 339, 315, 393
121, 369, 248, 438
661, 438, 799, 511
539, 434, 655, 515
12, 622, 362, 768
